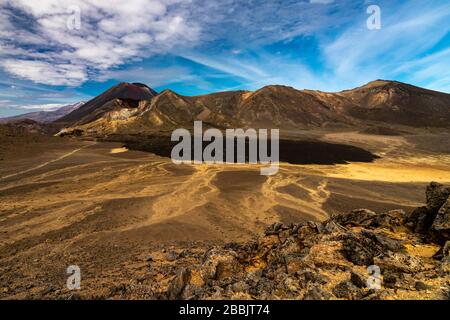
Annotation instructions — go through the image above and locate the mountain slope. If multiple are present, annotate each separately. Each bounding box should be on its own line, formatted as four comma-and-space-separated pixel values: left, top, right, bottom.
338, 80, 450, 127
57, 80, 450, 136
0, 102, 84, 123
57, 82, 157, 126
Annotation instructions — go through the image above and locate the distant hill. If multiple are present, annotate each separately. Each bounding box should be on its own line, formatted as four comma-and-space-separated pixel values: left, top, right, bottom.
0, 119, 56, 136
0, 102, 85, 123
338, 80, 450, 127
56, 80, 450, 136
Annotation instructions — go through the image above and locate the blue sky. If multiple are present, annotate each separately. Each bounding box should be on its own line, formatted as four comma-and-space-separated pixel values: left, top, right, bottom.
0, 0, 449, 117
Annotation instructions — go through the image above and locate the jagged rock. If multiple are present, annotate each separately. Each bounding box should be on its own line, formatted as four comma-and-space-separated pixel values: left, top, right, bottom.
265, 222, 285, 235
297, 269, 329, 289
374, 252, 424, 274
350, 271, 366, 289
426, 182, 450, 215
321, 220, 343, 233
433, 241, 450, 263
335, 209, 377, 227
143, 183, 450, 300
415, 281, 433, 291
166, 251, 178, 261
431, 199, 450, 243
383, 272, 398, 289
444, 241, 450, 263
166, 268, 191, 300
294, 223, 322, 250
405, 206, 433, 234
200, 249, 239, 283
342, 234, 375, 266
340, 230, 403, 266
371, 210, 405, 229
332, 280, 363, 300
361, 231, 404, 252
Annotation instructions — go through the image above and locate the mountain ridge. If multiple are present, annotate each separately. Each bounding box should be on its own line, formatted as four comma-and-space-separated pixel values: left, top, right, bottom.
56, 80, 450, 136
0, 102, 85, 123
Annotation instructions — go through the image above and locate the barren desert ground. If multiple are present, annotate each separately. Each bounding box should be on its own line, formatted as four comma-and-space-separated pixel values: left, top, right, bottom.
0, 130, 449, 298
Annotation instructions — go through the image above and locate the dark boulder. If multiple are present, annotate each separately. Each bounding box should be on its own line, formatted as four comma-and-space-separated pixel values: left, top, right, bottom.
166, 268, 191, 300
334, 209, 377, 227
433, 241, 450, 262
342, 234, 375, 266
332, 280, 363, 300
350, 271, 366, 289
415, 281, 433, 291
383, 272, 398, 289
426, 182, 450, 216
405, 206, 434, 234
431, 199, 450, 243
361, 231, 405, 252
370, 210, 405, 229
374, 252, 424, 274
265, 222, 286, 235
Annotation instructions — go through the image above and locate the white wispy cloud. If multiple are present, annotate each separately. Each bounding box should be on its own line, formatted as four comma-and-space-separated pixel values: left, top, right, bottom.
322, 1, 450, 89
0, 0, 449, 95
1, 59, 87, 86
13, 103, 66, 111
0, 0, 200, 85
97, 65, 197, 87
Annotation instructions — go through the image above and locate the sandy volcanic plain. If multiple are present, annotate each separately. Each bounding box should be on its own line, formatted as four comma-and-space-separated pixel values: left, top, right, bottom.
0, 129, 449, 298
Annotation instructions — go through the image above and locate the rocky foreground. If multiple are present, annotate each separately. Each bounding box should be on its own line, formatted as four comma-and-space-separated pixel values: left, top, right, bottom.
147, 182, 449, 300
10, 182, 448, 300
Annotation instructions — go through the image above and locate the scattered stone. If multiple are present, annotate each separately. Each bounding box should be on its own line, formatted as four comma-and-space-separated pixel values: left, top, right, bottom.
166, 251, 178, 261
433, 240, 450, 263
265, 222, 284, 235
362, 231, 404, 252
363, 290, 390, 300
332, 280, 363, 300
335, 209, 377, 227
405, 206, 432, 234
431, 199, 450, 243
374, 252, 423, 274
37, 182, 447, 300
342, 235, 374, 266
426, 182, 450, 215
303, 287, 332, 300
166, 268, 191, 300
371, 210, 405, 229
383, 272, 398, 289
444, 241, 450, 263
414, 281, 433, 291
200, 249, 238, 283
40, 286, 55, 296
109, 283, 127, 296
350, 271, 366, 289
297, 269, 328, 289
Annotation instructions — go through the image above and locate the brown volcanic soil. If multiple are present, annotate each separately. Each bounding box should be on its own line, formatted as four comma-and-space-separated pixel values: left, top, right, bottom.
0, 129, 449, 299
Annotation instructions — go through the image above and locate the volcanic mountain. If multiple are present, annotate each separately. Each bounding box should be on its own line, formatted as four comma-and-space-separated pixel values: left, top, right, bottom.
57, 82, 157, 126
338, 80, 450, 127
56, 80, 450, 136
